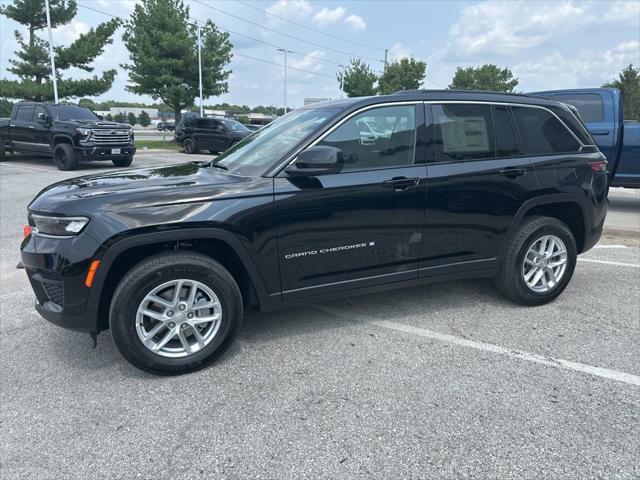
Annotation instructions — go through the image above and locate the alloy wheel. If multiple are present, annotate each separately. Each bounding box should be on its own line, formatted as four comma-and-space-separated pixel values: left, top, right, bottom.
522, 235, 568, 293
135, 279, 222, 358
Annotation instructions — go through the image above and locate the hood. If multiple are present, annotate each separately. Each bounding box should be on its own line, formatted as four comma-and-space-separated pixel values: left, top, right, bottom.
29, 161, 267, 214
54, 119, 131, 130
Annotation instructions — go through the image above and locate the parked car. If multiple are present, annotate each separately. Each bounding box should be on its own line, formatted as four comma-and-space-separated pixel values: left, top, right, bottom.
245, 124, 263, 132
532, 88, 639, 188
157, 121, 175, 131
20, 90, 608, 374
175, 117, 251, 154
0, 102, 135, 170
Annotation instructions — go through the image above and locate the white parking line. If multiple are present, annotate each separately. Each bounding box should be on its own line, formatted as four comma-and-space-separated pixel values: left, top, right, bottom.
578, 258, 640, 268
593, 244, 629, 249
313, 305, 640, 387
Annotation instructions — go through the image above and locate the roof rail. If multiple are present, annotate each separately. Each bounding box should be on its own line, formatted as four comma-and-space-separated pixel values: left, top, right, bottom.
392, 88, 534, 98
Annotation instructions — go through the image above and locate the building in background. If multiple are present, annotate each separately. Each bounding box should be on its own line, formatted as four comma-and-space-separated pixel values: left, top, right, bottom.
109, 107, 159, 119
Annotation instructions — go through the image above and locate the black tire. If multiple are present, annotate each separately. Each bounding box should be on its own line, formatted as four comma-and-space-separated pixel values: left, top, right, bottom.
112, 155, 133, 168
183, 137, 197, 154
109, 251, 243, 375
496, 216, 577, 306
53, 143, 79, 171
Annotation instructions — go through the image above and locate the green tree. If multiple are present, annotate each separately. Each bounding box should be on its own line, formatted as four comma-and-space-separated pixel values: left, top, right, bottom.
113, 112, 125, 123
449, 64, 518, 92
0, 0, 120, 101
604, 64, 640, 120
122, 0, 232, 125
337, 58, 378, 97
138, 110, 151, 127
105, 113, 113, 121
127, 112, 137, 125
378, 57, 426, 95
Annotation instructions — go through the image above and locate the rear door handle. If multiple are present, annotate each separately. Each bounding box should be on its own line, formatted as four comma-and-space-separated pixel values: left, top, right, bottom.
499, 168, 526, 179
589, 130, 610, 136
382, 176, 420, 190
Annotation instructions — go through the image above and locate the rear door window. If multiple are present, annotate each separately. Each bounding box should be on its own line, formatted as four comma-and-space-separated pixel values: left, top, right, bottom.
511, 106, 581, 155
551, 93, 604, 123
432, 104, 494, 162
493, 105, 519, 157
15, 105, 35, 122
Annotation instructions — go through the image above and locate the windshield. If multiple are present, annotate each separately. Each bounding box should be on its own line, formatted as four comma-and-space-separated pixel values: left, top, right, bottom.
214, 107, 340, 176
50, 105, 98, 121
222, 119, 249, 132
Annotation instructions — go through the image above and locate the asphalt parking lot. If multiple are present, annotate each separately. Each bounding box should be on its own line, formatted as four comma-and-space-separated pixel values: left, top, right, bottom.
1, 152, 639, 479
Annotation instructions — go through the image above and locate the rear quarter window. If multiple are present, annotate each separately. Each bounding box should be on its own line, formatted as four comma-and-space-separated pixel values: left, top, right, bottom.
512, 106, 581, 155
552, 93, 604, 123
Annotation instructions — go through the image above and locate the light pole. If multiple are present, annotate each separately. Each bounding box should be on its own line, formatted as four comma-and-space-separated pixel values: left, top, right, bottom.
278, 48, 292, 114
197, 23, 204, 117
44, 0, 59, 103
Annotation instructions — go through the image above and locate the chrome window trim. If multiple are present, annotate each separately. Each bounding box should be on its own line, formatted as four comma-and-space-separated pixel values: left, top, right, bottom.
273, 99, 587, 176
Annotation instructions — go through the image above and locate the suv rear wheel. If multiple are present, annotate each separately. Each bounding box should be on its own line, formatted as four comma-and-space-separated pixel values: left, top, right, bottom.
109, 251, 243, 374
496, 216, 577, 305
53, 143, 79, 171
183, 137, 197, 154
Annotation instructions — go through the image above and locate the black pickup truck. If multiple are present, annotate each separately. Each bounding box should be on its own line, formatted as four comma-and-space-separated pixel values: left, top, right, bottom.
0, 102, 136, 170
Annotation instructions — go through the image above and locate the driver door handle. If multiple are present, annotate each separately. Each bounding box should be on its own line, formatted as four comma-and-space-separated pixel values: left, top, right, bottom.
382, 176, 419, 190
499, 168, 526, 179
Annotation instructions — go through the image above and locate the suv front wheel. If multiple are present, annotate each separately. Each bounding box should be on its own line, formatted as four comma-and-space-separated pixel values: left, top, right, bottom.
496, 216, 577, 306
109, 251, 243, 374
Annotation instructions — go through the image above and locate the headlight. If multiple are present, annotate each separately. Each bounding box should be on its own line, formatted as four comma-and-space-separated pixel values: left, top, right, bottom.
76, 127, 92, 140
31, 214, 90, 236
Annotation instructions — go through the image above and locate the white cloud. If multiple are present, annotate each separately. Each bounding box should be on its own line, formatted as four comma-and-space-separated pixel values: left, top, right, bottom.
311, 6, 346, 28
388, 42, 411, 61
53, 21, 90, 46
266, 0, 312, 21
288, 50, 326, 77
514, 41, 640, 90
344, 14, 366, 31
602, 1, 640, 23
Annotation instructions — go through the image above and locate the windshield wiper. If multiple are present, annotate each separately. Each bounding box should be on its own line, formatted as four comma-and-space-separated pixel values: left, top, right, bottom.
208, 160, 228, 170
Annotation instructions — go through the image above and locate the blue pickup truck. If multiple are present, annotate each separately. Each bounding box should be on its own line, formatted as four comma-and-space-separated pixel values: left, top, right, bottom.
533, 88, 639, 188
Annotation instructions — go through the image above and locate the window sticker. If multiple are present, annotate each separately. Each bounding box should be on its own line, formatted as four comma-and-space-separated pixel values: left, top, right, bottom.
441, 116, 490, 153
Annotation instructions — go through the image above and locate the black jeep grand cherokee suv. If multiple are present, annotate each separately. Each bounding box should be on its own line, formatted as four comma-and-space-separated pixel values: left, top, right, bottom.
20, 91, 609, 374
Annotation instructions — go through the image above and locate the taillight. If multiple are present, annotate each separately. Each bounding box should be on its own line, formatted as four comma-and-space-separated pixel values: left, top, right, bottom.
589, 160, 608, 172
23, 225, 32, 240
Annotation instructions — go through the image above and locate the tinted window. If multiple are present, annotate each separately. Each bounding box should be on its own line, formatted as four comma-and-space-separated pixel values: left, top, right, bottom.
493, 105, 518, 157
318, 105, 416, 172
552, 94, 604, 123
548, 105, 594, 145
512, 106, 581, 155
34, 106, 47, 121
433, 104, 494, 162
15, 106, 35, 122
196, 118, 211, 129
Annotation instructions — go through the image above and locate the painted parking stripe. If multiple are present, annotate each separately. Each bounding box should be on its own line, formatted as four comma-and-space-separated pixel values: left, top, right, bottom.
578, 258, 640, 268
313, 305, 640, 387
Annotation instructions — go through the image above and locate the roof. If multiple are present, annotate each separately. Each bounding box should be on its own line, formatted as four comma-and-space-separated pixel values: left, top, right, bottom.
302, 89, 567, 112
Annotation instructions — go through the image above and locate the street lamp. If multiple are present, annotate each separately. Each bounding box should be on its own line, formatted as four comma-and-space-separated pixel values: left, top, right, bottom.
197, 23, 203, 117
44, 0, 59, 103
277, 48, 293, 114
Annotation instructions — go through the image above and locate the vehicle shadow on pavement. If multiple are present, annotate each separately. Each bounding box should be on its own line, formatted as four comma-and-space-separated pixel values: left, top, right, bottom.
47, 279, 505, 378
2, 154, 125, 171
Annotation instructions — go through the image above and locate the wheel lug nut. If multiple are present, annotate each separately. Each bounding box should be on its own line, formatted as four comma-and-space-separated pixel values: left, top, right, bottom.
166, 310, 174, 317
187, 313, 194, 319
168, 322, 175, 328
181, 324, 188, 329
178, 304, 186, 311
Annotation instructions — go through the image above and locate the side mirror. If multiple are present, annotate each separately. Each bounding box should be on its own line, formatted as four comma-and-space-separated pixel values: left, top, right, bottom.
285, 146, 344, 177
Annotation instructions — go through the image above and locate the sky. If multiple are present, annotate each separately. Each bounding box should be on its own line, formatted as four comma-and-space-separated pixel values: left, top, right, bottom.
1, 0, 639, 109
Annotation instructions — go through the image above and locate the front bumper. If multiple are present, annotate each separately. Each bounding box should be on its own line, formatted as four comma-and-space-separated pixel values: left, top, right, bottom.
75, 144, 136, 161
21, 233, 100, 333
